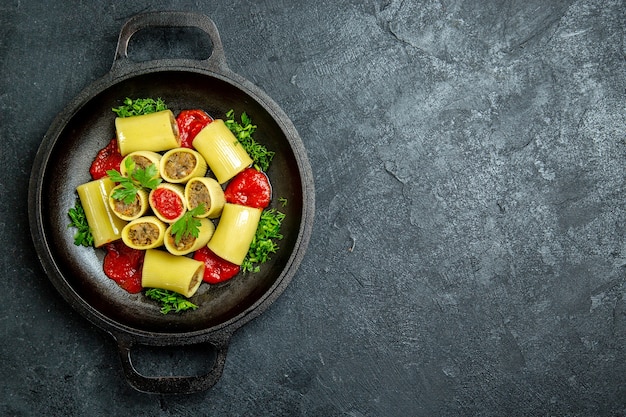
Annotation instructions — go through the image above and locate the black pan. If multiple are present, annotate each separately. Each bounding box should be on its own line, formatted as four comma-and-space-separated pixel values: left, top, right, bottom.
28, 11, 314, 394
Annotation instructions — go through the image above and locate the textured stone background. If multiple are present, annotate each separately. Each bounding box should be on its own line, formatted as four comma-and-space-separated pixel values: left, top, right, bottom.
1, 0, 625, 415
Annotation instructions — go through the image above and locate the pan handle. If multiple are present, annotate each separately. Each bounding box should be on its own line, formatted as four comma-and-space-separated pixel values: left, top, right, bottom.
112, 11, 229, 73
114, 334, 230, 394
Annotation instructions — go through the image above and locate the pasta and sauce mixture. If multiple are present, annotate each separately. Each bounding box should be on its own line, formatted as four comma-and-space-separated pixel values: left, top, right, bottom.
72, 101, 279, 310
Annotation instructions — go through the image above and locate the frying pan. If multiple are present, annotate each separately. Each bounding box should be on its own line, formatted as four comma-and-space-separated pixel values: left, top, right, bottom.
28, 11, 314, 394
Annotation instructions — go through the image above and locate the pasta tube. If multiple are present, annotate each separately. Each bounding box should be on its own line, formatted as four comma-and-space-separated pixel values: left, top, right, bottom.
115, 110, 180, 156
207, 203, 262, 265
120, 151, 162, 178
121, 216, 167, 250
159, 148, 208, 184
184, 177, 225, 218
76, 178, 127, 247
192, 119, 253, 184
149, 183, 187, 223
142, 249, 204, 297
108, 186, 149, 221
163, 218, 215, 256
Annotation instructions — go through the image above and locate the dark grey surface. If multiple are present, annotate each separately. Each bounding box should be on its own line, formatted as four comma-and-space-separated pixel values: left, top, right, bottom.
2, 0, 625, 415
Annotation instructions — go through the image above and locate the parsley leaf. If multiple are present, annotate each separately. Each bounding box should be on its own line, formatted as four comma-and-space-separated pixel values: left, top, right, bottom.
107, 158, 161, 204
112, 97, 168, 117
145, 288, 198, 314
67, 200, 94, 247
224, 109, 275, 172
170, 204, 206, 246
241, 208, 285, 273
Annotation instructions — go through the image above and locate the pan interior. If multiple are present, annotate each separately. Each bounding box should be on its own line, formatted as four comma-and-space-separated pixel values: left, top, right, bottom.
39, 70, 305, 334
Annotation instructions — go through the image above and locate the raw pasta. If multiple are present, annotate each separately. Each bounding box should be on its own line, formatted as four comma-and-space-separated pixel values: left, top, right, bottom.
142, 249, 204, 297
159, 148, 208, 184
115, 110, 180, 156
108, 186, 148, 221
121, 216, 167, 250
120, 151, 163, 177
76, 178, 128, 247
207, 203, 263, 265
163, 217, 215, 256
184, 177, 225, 219
192, 119, 253, 184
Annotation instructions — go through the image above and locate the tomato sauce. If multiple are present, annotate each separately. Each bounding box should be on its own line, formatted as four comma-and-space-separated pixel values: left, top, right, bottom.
90, 138, 123, 180
150, 188, 184, 221
193, 247, 241, 284
224, 168, 272, 208
176, 109, 213, 148
103, 240, 144, 293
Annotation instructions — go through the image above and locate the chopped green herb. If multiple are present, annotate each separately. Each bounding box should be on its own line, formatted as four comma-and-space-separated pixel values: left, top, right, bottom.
241, 208, 285, 273
145, 288, 198, 314
170, 204, 205, 246
278, 197, 288, 207
112, 97, 168, 117
224, 109, 275, 172
107, 158, 161, 204
67, 200, 94, 247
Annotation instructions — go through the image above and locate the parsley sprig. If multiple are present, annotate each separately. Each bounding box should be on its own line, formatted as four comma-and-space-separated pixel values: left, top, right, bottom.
241, 208, 285, 273
107, 158, 161, 204
225, 109, 275, 172
67, 200, 94, 247
112, 97, 168, 117
170, 204, 205, 245
145, 288, 198, 314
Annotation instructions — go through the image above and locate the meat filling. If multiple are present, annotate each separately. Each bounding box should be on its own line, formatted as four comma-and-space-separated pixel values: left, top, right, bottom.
128, 222, 160, 246
189, 268, 202, 291
114, 195, 141, 217
164, 151, 197, 180
131, 155, 153, 169
169, 232, 195, 252
188, 182, 211, 211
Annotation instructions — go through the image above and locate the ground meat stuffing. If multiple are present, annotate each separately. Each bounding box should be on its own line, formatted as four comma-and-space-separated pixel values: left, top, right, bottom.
169, 233, 195, 252
188, 181, 211, 210
128, 222, 160, 246
164, 151, 197, 179
131, 155, 153, 169
114, 196, 142, 217
189, 269, 202, 291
